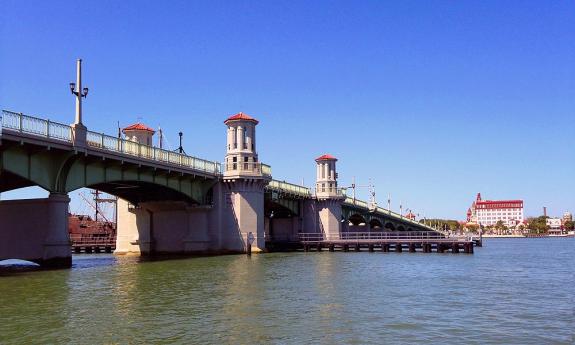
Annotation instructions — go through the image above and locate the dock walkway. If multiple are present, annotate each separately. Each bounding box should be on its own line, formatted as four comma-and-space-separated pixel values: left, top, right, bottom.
299, 232, 476, 254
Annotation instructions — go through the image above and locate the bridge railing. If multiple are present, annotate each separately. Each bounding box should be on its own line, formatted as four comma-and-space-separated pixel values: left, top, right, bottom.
85, 130, 221, 175
267, 179, 311, 196
2, 110, 222, 175
343, 196, 442, 232
1, 110, 73, 142
314, 187, 346, 197
299, 231, 449, 242
223, 162, 272, 177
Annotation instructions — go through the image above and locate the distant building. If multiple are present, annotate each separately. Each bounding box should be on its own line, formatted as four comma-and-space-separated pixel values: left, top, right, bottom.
562, 212, 572, 224
546, 218, 563, 235
467, 193, 524, 227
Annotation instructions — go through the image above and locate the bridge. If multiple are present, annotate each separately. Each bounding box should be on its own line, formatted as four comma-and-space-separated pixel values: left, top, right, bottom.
0, 60, 447, 268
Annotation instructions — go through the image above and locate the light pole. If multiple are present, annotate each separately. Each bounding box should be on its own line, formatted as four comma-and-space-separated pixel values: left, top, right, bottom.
69, 59, 89, 125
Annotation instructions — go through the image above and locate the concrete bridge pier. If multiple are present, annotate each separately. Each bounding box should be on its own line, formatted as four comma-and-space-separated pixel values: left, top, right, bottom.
182, 206, 211, 253
316, 199, 343, 241
0, 193, 71, 268
115, 199, 153, 256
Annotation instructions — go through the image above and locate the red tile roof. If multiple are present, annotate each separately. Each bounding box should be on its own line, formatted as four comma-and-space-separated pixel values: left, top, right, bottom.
224, 112, 259, 125
316, 154, 337, 161
123, 123, 155, 134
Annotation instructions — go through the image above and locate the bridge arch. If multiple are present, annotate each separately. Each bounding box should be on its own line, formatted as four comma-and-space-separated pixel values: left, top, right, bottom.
384, 222, 396, 231
85, 180, 201, 205
0, 170, 50, 194
348, 213, 367, 226
369, 218, 383, 230
397, 225, 406, 232
0, 142, 216, 205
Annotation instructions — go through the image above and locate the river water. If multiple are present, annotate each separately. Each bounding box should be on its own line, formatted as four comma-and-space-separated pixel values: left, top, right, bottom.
0, 238, 573, 344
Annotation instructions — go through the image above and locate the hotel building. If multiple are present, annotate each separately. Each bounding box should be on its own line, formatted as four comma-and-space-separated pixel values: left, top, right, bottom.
466, 193, 524, 227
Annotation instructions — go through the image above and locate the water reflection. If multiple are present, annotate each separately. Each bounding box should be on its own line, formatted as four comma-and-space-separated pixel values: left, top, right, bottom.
0, 239, 573, 344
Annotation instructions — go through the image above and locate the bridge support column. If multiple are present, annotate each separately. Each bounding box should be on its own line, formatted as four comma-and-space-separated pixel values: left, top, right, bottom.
224, 179, 269, 253
0, 193, 71, 268
316, 199, 343, 241
183, 207, 211, 253
115, 199, 153, 256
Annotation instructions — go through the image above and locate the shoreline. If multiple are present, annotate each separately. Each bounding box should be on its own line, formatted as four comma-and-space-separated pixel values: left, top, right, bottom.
481, 234, 574, 238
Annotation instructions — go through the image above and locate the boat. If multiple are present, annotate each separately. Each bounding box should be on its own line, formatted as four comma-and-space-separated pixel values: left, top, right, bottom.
69, 190, 117, 253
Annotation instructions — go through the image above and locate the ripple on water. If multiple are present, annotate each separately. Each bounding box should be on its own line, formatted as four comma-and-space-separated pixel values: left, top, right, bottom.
0, 238, 574, 344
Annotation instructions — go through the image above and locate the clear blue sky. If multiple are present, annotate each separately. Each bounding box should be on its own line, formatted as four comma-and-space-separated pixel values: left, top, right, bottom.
1, 0, 573, 219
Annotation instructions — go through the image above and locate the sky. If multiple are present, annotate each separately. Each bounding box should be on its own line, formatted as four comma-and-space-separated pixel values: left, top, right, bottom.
0, 0, 573, 220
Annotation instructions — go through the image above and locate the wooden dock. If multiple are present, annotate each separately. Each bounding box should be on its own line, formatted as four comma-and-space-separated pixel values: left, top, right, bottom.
299, 232, 476, 254
70, 236, 115, 254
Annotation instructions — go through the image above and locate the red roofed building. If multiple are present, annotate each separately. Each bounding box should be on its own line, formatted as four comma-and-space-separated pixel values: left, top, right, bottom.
315, 154, 337, 161
123, 122, 155, 146
224, 112, 259, 125
224, 112, 261, 177
315, 153, 341, 198
468, 193, 524, 227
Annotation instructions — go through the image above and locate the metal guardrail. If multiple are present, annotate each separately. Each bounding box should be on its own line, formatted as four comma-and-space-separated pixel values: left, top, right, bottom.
343, 196, 442, 233
86, 130, 221, 175
1, 110, 222, 176
314, 187, 346, 197
223, 162, 272, 177
299, 231, 457, 242
1, 110, 72, 142
267, 179, 311, 196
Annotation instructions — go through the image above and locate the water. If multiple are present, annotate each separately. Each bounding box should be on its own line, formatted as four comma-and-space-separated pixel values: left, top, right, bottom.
1, 238, 573, 344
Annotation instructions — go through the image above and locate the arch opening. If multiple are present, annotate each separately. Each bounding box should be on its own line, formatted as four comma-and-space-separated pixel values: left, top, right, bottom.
369, 219, 383, 230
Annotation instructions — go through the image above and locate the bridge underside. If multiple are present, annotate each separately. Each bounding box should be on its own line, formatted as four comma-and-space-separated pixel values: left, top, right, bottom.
0, 140, 216, 204
342, 205, 427, 232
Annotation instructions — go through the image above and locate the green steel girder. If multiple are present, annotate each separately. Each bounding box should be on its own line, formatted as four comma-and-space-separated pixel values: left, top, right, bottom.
265, 192, 301, 216
0, 142, 216, 204
342, 204, 426, 231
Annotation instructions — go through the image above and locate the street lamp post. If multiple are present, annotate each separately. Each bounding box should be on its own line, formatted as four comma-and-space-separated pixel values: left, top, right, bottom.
69, 59, 89, 125
69, 59, 89, 147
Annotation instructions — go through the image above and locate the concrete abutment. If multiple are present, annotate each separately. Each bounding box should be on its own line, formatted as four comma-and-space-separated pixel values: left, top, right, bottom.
0, 193, 71, 268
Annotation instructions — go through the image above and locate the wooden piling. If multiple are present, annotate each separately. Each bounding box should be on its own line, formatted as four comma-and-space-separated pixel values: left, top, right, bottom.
368, 244, 374, 252
409, 243, 416, 253
452, 243, 459, 253
437, 244, 444, 253
395, 243, 402, 253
